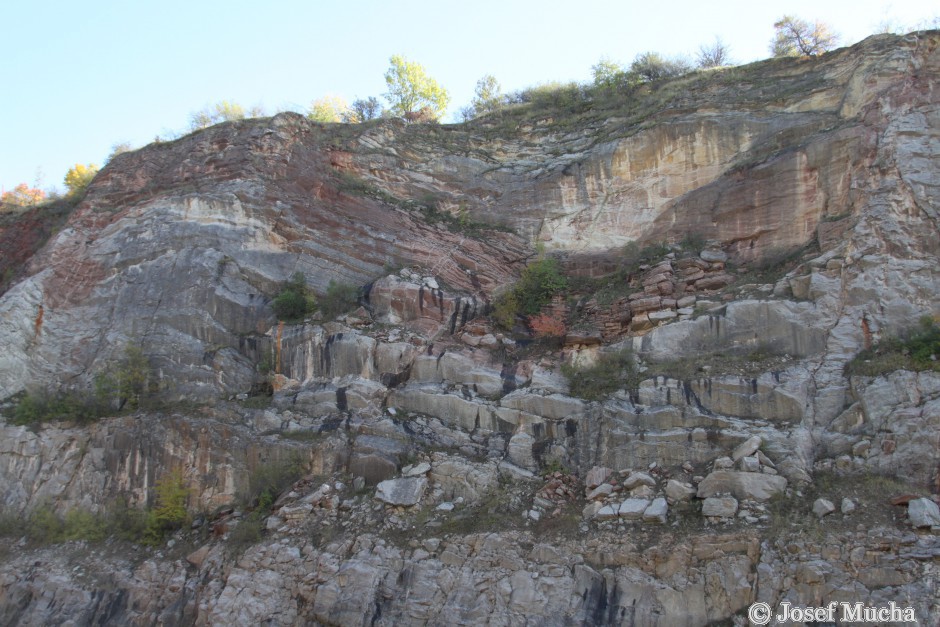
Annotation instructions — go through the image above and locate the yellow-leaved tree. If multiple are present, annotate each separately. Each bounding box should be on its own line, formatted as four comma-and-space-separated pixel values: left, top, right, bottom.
383, 55, 450, 121
308, 95, 349, 123
65, 163, 98, 198
64, 163, 99, 197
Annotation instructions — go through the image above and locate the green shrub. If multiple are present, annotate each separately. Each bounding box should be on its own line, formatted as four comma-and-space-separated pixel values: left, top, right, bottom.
226, 515, 264, 554
61, 509, 108, 542
561, 348, 638, 401
516, 257, 568, 315
492, 254, 568, 330
12, 388, 104, 426
272, 272, 315, 322
144, 469, 190, 545
621, 241, 670, 267
0, 505, 109, 544
11, 344, 155, 426
846, 316, 940, 377
240, 455, 306, 511
319, 280, 358, 319
224, 456, 306, 554
492, 290, 520, 330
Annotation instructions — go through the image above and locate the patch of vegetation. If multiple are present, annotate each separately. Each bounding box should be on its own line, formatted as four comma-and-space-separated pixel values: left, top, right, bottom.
845, 316, 940, 377
766, 470, 925, 541
577, 241, 671, 307
731, 242, 816, 286
240, 455, 307, 512
435, 481, 527, 536
272, 272, 316, 322
144, 469, 191, 545
492, 253, 568, 329
532, 502, 582, 538
10, 345, 156, 426
561, 348, 638, 401
0, 505, 108, 544
645, 342, 790, 380
0, 470, 194, 547
319, 279, 359, 319
227, 455, 308, 554
226, 515, 264, 554
279, 430, 323, 442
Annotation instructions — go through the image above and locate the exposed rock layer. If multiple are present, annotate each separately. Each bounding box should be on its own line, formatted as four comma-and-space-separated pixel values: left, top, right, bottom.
0, 31, 939, 626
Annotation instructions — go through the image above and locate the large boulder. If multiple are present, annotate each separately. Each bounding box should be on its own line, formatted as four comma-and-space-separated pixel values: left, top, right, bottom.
696, 471, 788, 501
375, 477, 427, 506
908, 498, 940, 528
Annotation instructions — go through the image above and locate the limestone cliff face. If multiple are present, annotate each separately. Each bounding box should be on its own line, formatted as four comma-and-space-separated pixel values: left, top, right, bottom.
0, 31, 939, 627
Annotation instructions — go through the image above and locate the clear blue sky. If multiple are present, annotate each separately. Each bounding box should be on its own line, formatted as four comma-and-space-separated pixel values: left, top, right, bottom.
1, 0, 935, 195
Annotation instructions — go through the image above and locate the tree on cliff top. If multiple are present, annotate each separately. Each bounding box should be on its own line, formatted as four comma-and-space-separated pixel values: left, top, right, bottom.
343, 97, 383, 123
308, 95, 350, 123
1, 183, 45, 211
64, 163, 99, 197
771, 15, 839, 57
189, 100, 265, 131
383, 55, 450, 121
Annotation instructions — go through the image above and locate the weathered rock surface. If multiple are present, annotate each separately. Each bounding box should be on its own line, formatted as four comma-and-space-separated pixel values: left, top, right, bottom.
702, 495, 739, 518
697, 471, 788, 501
0, 31, 939, 627
908, 498, 940, 528
375, 477, 427, 506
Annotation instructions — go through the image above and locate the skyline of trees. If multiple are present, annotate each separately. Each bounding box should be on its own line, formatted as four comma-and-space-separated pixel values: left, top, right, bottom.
8, 14, 932, 202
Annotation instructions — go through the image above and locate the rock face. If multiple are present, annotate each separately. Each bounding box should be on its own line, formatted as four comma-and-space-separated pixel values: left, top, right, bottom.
375, 477, 427, 506
908, 498, 940, 528
697, 471, 788, 502
0, 31, 939, 627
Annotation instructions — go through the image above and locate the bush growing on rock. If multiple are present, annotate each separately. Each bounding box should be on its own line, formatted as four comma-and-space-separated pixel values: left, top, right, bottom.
10, 344, 156, 426
144, 469, 190, 545
528, 312, 566, 339
630, 52, 692, 82
493, 254, 569, 330
846, 316, 940, 376
63, 163, 98, 198
318, 280, 359, 320
272, 272, 316, 322
343, 97, 383, 123
561, 348, 638, 401
0, 505, 108, 544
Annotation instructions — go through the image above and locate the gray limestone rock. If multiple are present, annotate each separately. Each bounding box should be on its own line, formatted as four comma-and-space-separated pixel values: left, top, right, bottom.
732, 436, 762, 462
643, 497, 668, 523
586, 484, 614, 501
402, 462, 431, 477
702, 496, 738, 517
507, 432, 537, 471
665, 480, 696, 502
812, 498, 836, 518
594, 504, 619, 520
700, 249, 728, 263
908, 498, 940, 528
696, 471, 788, 502
375, 477, 427, 506
739, 456, 760, 473
622, 471, 656, 490
618, 498, 650, 519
